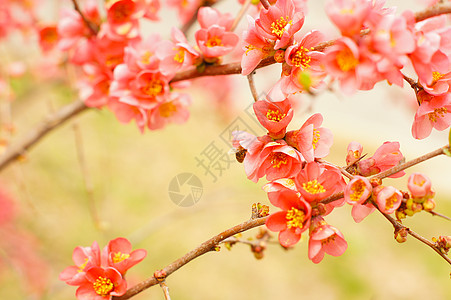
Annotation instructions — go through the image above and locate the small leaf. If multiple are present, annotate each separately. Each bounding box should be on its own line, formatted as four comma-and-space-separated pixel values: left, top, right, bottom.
444, 148, 451, 157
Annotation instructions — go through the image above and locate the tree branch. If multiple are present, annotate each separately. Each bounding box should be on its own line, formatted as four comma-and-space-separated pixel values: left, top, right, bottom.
71, 0, 99, 35
377, 207, 451, 266
415, 2, 451, 22
112, 216, 268, 300
0, 100, 88, 171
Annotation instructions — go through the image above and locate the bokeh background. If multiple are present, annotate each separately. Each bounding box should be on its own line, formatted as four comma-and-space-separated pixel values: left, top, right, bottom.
1, 0, 450, 299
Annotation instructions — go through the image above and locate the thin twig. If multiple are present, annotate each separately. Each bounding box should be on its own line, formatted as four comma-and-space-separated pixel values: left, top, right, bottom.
231, 0, 252, 32
415, 2, 451, 22
70, 0, 98, 35
321, 145, 448, 205
159, 281, 171, 300
247, 73, 259, 102
73, 123, 101, 229
427, 210, 451, 221
112, 216, 268, 300
0, 100, 88, 171
377, 207, 451, 266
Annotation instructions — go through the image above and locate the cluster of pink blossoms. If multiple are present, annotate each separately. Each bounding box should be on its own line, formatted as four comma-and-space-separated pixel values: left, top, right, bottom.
35, 1, 239, 132
59, 237, 146, 300
233, 97, 406, 263
241, 0, 451, 139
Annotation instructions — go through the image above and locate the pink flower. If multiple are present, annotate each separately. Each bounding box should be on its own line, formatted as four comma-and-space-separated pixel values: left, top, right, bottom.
75, 267, 127, 299
266, 189, 312, 247
308, 219, 347, 263
374, 185, 403, 214
295, 162, 342, 203
195, 25, 239, 58
104, 0, 142, 40
241, 16, 276, 75
57, 8, 91, 51
243, 136, 303, 183
411, 91, 451, 139
285, 30, 325, 70
123, 34, 162, 73
197, 7, 234, 30
345, 141, 362, 165
167, 0, 201, 25
357, 141, 405, 178
106, 237, 147, 276
255, 0, 305, 49
344, 176, 372, 205
108, 97, 148, 132
59, 241, 102, 286
38, 25, 59, 53
407, 173, 432, 198
285, 113, 333, 162
325, 0, 372, 37
253, 98, 294, 139
263, 178, 297, 199
324, 37, 377, 94
156, 27, 200, 77
148, 93, 191, 130
421, 70, 451, 96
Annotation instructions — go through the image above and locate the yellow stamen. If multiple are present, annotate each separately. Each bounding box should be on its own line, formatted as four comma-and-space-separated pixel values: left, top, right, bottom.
93, 276, 114, 296
142, 80, 163, 96
385, 194, 398, 210
302, 179, 325, 194
432, 71, 444, 83
112, 252, 130, 264
174, 48, 185, 63
266, 109, 286, 122
206, 36, 223, 48
350, 180, 365, 202
78, 258, 89, 273
312, 129, 320, 150
271, 16, 292, 38
336, 48, 358, 72
428, 107, 448, 123
141, 51, 153, 65
159, 102, 177, 118
286, 207, 305, 229
270, 152, 288, 168
291, 46, 311, 69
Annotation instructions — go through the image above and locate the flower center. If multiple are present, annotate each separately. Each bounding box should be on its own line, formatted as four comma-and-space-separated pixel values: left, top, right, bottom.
206, 36, 223, 48
428, 107, 448, 123
266, 109, 286, 122
302, 179, 325, 194
270, 152, 288, 168
385, 194, 398, 210
141, 51, 153, 65
336, 48, 358, 72
312, 129, 320, 150
286, 207, 305, 229
350, 180, 365, 202
291, 46, 311, 69
432, 71, 444, 84
42, 27, 58, 43
271, 16, 291, 38
321, 234, 336, 245
173, 48, 185, 63
112, 252, 130, 264
93, 276, 114, 296
159, 102, 177, 118
142, 80, 163, 96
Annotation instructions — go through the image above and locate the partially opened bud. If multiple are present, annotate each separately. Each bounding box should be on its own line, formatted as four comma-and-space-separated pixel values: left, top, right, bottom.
407, 173, 432, 198
344, 176, 372, 205
375, 186, 403, 214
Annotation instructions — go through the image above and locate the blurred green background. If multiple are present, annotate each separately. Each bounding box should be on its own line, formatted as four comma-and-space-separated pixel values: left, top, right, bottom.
1, 0, 451, 299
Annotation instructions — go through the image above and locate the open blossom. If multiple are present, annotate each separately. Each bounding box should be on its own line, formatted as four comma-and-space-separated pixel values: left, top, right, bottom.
106, 237, 147, 275
344, 176, 372, 205
285, 113, 333, 162
253, 98, 294, 139
197, 7, 234, 30
59, 241, 102, 286
241, 16, 276, 76
295, 162, 343, 203
374, 185, 403, 214
421, 70, 451, 96
255, 0, 305, 49
357, 141, 405, 178
148, 92, 191, 130
308, 218, 348, 264
195, 25, 239, 59
325, 0, 372, 37
407, 173, 432, 198
76, 267, 127, 300
243, 136, 303, 183
411, 91, 451, 139
266, 189, 312, 247
104, 0, 143, 40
